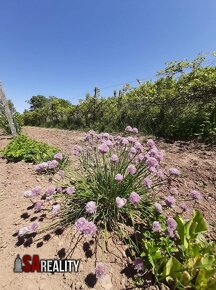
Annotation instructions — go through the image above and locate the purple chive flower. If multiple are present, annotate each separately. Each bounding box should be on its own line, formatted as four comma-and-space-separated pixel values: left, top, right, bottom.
105, 140, 113, 147
47, 160, 59, 169
95, 263, 107, 279
116, 197, 127, 208
102, 133, 110, 139
52, 204, 60, 216
167, 217, 177, 230
18, 226, 29, 237
35, 162, 48, 172
23, 190, 33, 198
82, 221, 97, 235
110, 154, 119, 163
133, 127, 138, 134
85, 201, 97, 214
29, 222, 39, 232
146, 157, 159, 168
149, 166, 157, 173
154, 202, 163, 213
143, 177, 153, 188
127, 165, 137, 175
125, 125, 133, 133
34, 201, 43, 212
137, 154, 144, 161
32, 186, 42, 196
169, 167, 180, 176
127, 136, 136, 143
133, 257, 144, 272
72, 145, 82, 156
46, 186, 56, 195
84, 133, 91, 141
75, 217, 87, 232
130, 147, 137, 154
134, 141, 143, 151
129, 192, 141, 204
190, 190, 202, 200
98, 143, 109, 154
147, 139, 155, 147
121, 137, 129, 145
115, 174, 123, 182
156, 169, 165, 179
179, 203, 188, 212
165, 195, 176, 207
66, 186, 76, 194
170, 187, 179, 195
54, 152, 63, 161
152, 221, 161, 232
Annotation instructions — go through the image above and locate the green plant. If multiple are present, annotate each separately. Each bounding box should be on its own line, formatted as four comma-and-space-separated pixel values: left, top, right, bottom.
140, 210, 216, 289
1, 134, 59, 163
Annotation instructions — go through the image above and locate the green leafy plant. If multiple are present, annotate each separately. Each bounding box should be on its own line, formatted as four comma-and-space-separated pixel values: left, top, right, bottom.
140, 210, 216, 289
1, 134, 59, 163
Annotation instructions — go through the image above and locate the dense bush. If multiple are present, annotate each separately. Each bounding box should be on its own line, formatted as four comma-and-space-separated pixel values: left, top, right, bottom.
22, 54, 216, 142
1, 134, 59, 163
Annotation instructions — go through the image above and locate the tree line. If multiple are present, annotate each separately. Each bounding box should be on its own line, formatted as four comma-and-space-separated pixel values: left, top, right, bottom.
22, 54, 216, 142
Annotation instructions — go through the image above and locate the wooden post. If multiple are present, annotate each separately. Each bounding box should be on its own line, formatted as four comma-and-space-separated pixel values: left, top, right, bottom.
0, 83, 17, 136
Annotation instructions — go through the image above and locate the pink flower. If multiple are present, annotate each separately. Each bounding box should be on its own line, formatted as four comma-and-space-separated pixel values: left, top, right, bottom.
116, 197, 127, 208
105, 140, 113, 147
85, 201, 97, 214
34, 201, 43, 212
190, 190, 202, 200
180, 203, 188, 212
143, 177, 153, 188
156, 169, 164, 179
57, 170, 65, 179
127, 165, 137, 175
167, 217, 177, 237
129, 192, 141, 204
110, 154, 119, 162
154, 202, 163, 213
98, 143, 109, 154
137, 154, 144, 161
125, 126, 133, 133
152, 221, 161, 232
54, 152, 63, 161
133, 257, 144, 272
127, 136, 135, 143
66, 186, 76, 194
46, 186, 56, 195
48, 160, 59, 169
75, 217, 97, 236
23, 190, 33, 198
29, 222, 39, 232
52, 204, 60, 216
72, 145, 82, 156
115, 174, 123, 182
147, 139, 155, 147
133, 127, 138, 134
95, 263, 106, 279
130, 147, 137, 154
32, 186, 42, 196
146, 157, 158, 168
121, 137, 129, 145
134, 141, 143, 151
18, 226, 29, 237
169, 167, 180, 176
165, 195, 176, 207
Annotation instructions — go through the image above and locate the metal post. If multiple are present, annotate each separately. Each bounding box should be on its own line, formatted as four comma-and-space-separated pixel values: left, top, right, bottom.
0, 83, 17, 136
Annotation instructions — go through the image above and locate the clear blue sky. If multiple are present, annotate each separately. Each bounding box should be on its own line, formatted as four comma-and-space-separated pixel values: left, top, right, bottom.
0, 0, 215, 112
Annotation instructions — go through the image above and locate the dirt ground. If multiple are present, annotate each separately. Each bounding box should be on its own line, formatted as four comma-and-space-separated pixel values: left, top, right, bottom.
0, 126, 215, 290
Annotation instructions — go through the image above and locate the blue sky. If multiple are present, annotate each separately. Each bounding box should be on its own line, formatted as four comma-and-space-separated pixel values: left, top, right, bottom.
0, 0, 215, 112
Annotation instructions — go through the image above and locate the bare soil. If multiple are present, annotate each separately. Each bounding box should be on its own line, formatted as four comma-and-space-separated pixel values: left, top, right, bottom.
0, 126, 215, 290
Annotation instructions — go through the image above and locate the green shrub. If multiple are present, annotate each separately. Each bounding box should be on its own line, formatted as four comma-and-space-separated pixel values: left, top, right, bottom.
1, 134, 59, 163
